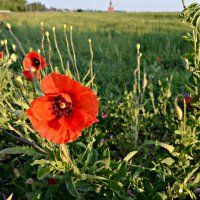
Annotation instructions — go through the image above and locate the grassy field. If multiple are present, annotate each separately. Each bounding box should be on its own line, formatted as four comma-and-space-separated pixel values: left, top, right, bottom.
1, 12, 191, 97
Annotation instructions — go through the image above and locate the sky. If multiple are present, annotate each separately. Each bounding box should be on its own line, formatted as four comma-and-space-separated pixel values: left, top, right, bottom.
27, 0, 199, 12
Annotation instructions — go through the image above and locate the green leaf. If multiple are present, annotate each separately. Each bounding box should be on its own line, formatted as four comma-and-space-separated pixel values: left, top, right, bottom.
31, 159, 50, 166
75, 180, 96, 192
65, 176, 80, 198
124, 151, 137, 162
143, 140, 174, 153
37, 165, 51, 180
184, 166, 199, 184
161, 157, 175, 166
85, 149, 98, 166
0, 146, 37, 156
157, 142, 174, 153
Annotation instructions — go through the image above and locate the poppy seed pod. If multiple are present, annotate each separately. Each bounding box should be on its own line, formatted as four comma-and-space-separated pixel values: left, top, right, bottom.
12, 75, 23, 89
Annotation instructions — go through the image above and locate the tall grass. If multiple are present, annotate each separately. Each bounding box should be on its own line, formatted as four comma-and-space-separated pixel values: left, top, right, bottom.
0, 12, 191, 97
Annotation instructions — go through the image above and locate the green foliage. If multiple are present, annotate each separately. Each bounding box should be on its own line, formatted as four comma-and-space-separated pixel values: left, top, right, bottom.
0, 3, 199, 200
0, 0, 26, 11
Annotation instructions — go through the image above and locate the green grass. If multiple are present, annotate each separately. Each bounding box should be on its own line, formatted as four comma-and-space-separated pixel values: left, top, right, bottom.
0, 12, 191, 97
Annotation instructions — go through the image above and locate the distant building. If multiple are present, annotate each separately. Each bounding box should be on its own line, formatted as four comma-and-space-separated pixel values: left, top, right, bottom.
108, 0, 114, 13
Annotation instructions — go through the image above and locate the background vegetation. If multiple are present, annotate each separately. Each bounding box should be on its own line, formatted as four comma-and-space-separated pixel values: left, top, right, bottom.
0, 7, 199, 200
1, 12, 191, 97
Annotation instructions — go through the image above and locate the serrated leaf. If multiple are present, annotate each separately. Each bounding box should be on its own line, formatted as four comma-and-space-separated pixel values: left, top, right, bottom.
82, 173, 107, 181
31, 159, 50, 166
124, 151, 137, 162
0, 146, 37, 156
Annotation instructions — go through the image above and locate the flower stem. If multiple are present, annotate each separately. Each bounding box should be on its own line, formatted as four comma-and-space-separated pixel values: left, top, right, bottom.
52, 27, 65, 73
60, 144, 81, 177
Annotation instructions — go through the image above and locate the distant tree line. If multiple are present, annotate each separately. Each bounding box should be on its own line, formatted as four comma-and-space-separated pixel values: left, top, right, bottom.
26, 1, 46, 11
0, 0, 46, 11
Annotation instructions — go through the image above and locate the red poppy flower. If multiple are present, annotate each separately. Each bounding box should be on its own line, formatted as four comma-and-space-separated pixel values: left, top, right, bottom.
23, 52, 46, 81
156, 56, 161, 62
0, 52, 3, 59
26, 72, 99, 144
180, 96, 193, 106
47, 178, 57, 185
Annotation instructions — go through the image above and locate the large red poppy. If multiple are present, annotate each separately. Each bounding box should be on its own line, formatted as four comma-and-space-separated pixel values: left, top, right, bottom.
26, 72, 99, 144
23, 52, 47, 81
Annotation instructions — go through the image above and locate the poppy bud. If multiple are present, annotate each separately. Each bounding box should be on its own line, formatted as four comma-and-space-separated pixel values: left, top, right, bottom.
64, 24, 67, 31
136, 43, 140, 51
13, 168, 20, 178
4, 39, 7, 45
52, 26, 56, 32
25, 178, 34, 185
1, 40, 4, 46
6, 23, 11, 30
88, 38, 92, 44
40, 21, 44, 27
175, 100, 183, 121
70, 26, 73, 31
10, 53, 18, 62
12, 74, 23, 89
143, 72, 148, 91
12, 44, 16, 52
45, 31, 49, 38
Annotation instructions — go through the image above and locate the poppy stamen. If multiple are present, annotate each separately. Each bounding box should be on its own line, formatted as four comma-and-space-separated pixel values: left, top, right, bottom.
52, 95, 73, 117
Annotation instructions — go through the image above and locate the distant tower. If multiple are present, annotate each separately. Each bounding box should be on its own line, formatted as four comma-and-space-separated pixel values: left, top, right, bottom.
108, 0, 114, 13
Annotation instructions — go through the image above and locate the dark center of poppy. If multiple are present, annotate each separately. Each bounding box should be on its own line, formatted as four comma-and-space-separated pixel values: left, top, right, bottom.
32, 57, 41, 69
52, 95, 73, 117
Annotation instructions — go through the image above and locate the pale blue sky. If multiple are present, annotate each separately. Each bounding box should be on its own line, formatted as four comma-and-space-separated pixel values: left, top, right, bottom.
27, 0, 198, 12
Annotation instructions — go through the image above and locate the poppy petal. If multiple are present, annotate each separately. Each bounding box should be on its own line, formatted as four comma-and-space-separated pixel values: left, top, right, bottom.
26, 96, 55, 122
26, 112, 82, 144
40, 72, 76, 94
64, 108, 98, 132
23, 70, 40, 81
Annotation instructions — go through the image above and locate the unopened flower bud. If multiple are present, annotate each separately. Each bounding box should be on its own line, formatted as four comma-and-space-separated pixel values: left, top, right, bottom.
4, 39, 7, 45
136, 43, 140, 51
10, 53, 18, 62
88, 38, 92, 44
175, 98, 183, 121
64, 24, 67, 31
45, 31, 49, 38
13, 168, 20, 178
12, 44, 16, 51
37, 49, 41, 55
40, 21, 44, 27
55, 66, 60, 73
143, 72, 148, 91
1, 40, 4, 46
6, 23, 11, 30
25, 178, 34, 185
52, 26, 56, 32
70, 26, 73, 31
12, 74, 23, 89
